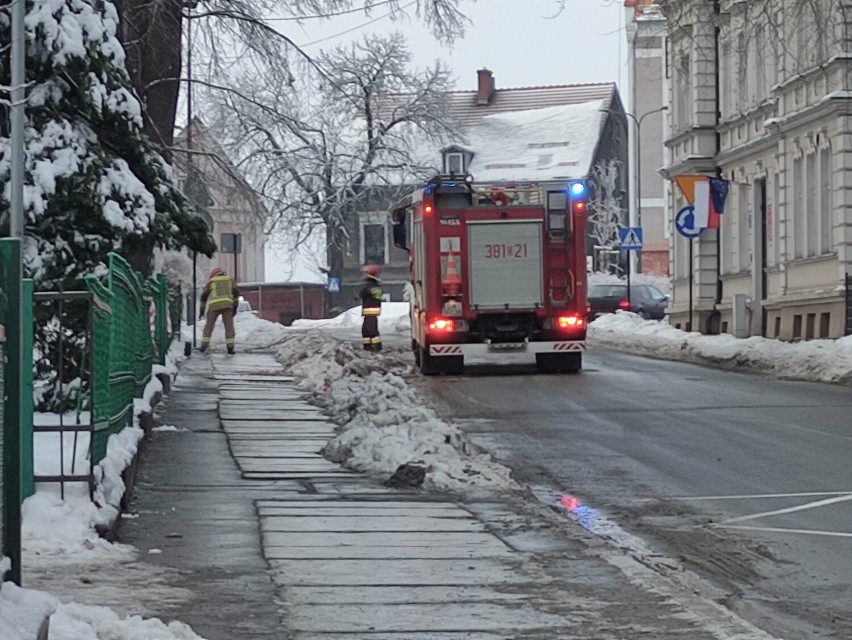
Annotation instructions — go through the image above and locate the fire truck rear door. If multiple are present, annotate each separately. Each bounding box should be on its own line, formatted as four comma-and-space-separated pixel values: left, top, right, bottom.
467, 221, 543, 309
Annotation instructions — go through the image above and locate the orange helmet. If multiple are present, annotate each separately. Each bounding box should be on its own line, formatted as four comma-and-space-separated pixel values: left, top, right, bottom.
362, 264, 380, 279
209, 267, 224, 279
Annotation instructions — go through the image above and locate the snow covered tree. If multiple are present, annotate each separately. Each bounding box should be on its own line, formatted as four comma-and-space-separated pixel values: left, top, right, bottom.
206, 32, 462, 277
587, 159, 626, 274
0, 0, 215, 291
0, 0, 215, 410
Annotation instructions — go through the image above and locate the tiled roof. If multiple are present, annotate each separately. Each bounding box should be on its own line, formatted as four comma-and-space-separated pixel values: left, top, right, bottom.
445, 83, 617, 128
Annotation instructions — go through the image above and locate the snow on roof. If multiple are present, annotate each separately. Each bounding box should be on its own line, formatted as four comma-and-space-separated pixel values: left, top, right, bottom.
462, 99, 608, 183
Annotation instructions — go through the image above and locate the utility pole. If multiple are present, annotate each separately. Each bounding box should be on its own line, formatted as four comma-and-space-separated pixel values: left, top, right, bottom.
3, 0, 27, 586
185, 0, 198, 349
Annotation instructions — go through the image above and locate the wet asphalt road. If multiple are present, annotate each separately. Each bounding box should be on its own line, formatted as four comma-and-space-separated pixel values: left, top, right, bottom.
418, 347, 852, 639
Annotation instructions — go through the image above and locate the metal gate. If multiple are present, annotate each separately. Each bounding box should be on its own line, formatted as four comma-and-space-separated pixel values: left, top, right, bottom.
32, 291, 95, 500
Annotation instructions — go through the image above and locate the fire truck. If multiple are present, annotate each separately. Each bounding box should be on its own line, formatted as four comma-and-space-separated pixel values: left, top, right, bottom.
391, 174, 589, 375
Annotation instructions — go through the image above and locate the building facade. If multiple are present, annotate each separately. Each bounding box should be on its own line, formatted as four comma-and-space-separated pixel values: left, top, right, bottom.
625, 0, 671, 275
173, 119, 266, 287
339, 70, 629, 303
661, 0, 852, 339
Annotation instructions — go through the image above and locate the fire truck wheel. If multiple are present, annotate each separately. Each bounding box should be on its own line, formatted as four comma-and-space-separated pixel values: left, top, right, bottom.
536, 352, 581, 373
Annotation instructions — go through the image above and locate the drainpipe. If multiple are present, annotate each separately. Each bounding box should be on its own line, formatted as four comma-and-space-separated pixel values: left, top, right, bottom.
714, 0, 723, 307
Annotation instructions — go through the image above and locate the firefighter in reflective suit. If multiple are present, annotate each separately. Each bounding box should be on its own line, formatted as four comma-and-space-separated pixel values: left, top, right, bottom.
359, 265, 383, 351
199, 267, 240, 354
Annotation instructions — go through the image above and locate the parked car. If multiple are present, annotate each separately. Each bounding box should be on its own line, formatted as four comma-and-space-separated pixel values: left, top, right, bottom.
235, 297, 255, 314
588, 283, 670, 320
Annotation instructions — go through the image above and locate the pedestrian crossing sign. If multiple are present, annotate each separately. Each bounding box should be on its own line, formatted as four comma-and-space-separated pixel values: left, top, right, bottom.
619, 227, 643, 251
327, 276, 341, 293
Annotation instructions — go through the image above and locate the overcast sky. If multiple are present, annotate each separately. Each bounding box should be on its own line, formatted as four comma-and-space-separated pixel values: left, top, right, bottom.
293, 0, 626, 92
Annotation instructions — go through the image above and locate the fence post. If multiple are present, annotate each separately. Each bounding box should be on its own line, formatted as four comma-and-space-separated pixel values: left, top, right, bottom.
21, 280, 34, 499
1, 238, 23, 585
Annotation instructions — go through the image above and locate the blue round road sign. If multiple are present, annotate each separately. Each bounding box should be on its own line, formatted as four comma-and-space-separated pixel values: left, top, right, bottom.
675, 205, 705, 238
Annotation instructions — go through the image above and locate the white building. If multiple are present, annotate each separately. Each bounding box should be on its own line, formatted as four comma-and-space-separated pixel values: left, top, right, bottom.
625, 0, 671, 276
173, 119, 266, 286
661, 0, 852, 339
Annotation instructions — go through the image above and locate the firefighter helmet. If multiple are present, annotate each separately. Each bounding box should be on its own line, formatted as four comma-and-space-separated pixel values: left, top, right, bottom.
362, 264, 381, 279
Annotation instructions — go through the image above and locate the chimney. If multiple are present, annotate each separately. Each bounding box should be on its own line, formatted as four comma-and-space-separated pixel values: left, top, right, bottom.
476, 68, 494, 105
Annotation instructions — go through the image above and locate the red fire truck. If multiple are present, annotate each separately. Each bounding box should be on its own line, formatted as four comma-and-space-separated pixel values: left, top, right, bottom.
392, 174, 589, 375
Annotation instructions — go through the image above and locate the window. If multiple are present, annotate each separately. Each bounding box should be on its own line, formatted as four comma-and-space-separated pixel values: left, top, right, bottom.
676, 54, 691, 126
772, 172, 781, 266
720, 42, 730, 118
755, 26, 766, 104
737, 183, 750, 272
819, 147, 831, 254
445, 152, 464, 175
363, 223, 386, 265
820, 312, 830, 338
721, 186, 733, 273
793, 155, 804, 258
806, 153, 817, 256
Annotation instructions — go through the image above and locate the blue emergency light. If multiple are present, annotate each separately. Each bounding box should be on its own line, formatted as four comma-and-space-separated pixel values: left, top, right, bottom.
568, 180, 587, 198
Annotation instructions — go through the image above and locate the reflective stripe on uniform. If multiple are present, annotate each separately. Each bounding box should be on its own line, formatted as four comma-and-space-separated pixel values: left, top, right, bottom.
362, 307, 381, 316
209, 275, 234, 306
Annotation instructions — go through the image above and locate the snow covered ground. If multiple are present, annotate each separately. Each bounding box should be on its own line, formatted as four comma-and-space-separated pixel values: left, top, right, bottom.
6, 294, 852, 638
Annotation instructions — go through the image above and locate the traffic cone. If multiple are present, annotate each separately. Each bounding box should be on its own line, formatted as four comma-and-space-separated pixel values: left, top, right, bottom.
443, 252, 462, 295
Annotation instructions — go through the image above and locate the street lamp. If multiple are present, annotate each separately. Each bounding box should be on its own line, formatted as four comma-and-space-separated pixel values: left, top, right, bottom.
600, 105, 668, 306
601, 105, 668, 270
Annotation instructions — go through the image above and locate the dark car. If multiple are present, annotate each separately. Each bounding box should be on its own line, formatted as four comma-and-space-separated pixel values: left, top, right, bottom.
588, 283, 670, 320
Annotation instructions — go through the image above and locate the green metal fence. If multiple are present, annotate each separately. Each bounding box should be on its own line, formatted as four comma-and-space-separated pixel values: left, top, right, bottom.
146, 273, 170, 366
2, 247, 179, 584
85, 253, 162, 463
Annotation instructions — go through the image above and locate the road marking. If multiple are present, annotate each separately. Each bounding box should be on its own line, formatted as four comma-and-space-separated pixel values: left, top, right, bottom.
669, 491, 852, 501
718, 494, 852, 525
716, 524, 852, 539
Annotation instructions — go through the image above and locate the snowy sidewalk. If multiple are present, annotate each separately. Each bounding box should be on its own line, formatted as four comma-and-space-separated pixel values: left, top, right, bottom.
105, 348, 780, 639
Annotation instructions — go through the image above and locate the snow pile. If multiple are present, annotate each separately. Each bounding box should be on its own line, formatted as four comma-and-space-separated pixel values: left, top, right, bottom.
292, 302, 411, 332
0, 582, 204, 640
589, 311, 852, 384
275, 332, 520, 493
180, 312, 290, 349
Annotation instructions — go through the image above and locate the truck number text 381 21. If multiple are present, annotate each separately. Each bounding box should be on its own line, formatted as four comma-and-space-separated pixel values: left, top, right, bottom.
483, 243, 528, 259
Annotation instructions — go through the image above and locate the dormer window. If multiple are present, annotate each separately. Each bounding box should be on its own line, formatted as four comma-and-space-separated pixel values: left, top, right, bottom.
445, 152, 464, 175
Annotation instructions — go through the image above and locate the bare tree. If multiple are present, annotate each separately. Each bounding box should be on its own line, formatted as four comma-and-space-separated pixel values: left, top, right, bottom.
113, 0, 472, 150
587, 159, 625, 274
206, 32, 463, 277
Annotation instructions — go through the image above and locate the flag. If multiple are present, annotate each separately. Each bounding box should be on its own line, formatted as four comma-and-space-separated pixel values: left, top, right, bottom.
673, 175, 707, 205
708, 195, 720, 229
693, 180, 710, 228
673, 174, 724, 230
709, 178, 730, 214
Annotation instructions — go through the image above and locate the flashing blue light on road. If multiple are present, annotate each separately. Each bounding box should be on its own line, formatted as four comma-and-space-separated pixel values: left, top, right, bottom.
569, 181, 587, 197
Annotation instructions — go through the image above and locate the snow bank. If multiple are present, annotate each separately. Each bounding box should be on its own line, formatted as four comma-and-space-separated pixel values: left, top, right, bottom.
589, 311, 852, 384
0, 582, 204, 640
275, 332, 519, 494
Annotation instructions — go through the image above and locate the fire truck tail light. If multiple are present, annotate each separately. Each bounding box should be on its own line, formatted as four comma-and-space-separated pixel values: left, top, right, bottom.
428, 318, 455, 332
618, 299, 631, 309
424, 205, 433, 214
557, 314, 584, 328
